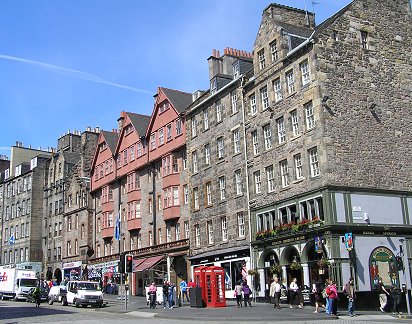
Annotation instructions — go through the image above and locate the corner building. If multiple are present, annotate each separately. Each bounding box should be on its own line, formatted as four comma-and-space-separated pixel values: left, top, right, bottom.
245, 1, 412, 307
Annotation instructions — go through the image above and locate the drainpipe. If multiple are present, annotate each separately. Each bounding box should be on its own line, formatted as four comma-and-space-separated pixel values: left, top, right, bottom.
240, 75, 255, 298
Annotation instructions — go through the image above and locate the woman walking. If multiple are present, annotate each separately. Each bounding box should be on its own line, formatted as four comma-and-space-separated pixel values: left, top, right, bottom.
235, 281, 243, 308
289, 278, 303, 309
313, 280, 325, 313
242, 282, 252, 307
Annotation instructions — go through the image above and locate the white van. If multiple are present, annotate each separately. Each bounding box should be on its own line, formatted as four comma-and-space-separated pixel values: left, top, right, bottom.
65, 281, 103, 308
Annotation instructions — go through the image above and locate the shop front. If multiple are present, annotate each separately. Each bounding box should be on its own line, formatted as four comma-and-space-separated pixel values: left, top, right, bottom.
62, 261, 83, 281
190, 247, 250, 299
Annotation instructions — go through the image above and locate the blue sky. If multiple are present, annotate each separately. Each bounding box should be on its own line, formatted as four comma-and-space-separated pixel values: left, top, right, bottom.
0, 0, 354, 158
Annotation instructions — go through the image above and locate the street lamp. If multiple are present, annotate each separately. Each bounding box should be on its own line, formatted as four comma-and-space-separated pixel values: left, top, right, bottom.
399, 239, 411, 316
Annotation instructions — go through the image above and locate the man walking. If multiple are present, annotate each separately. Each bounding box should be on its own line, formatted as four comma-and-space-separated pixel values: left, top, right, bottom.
162, 280, 170, 309
270, 277, 281, 309
344, 277, 356, 317
377, 278, 390, 312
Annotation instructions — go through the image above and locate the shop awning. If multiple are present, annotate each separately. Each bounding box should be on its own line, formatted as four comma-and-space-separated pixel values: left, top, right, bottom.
132, 258, 147, 272
134, 255, 164, 272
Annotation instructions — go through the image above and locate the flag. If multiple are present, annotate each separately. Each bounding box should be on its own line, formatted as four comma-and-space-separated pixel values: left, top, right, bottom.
9, 233, 15, 245
225, 270, 231, 286
114, 211, 121, 241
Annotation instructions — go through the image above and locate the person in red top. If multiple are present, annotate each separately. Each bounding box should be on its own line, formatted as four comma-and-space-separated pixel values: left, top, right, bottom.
188, 280, 196, 289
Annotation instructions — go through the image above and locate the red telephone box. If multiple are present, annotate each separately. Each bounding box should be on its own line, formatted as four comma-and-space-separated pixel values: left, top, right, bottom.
204, 266, 226, 307
194, 266, 208, 305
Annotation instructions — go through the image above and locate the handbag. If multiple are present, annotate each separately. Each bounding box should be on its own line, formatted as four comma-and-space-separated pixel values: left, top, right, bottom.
322, 289, 328, 298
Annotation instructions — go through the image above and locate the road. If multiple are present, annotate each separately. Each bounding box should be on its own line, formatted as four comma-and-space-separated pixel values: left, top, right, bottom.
0, 299, 406, 324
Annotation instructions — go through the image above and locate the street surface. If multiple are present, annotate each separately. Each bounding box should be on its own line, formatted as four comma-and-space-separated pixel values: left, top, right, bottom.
0, 295, 408, 324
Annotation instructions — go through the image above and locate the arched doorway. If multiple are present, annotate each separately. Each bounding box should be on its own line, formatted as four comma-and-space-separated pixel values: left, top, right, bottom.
46, 268, 53, 281
281, 246, 302, 287
302, 240, 329, 287
53, 268, 62, 284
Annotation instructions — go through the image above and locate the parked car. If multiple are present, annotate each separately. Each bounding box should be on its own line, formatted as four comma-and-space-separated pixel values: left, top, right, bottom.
48, 285, 67, 305
26, 287, 48, 303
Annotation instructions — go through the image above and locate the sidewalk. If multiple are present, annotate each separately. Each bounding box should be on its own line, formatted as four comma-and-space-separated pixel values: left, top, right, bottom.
100, 294, 405, 322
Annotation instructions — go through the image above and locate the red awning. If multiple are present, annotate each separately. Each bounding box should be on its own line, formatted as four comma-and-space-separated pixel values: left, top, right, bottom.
132, 258, 146, 272
134, 255, 164, 272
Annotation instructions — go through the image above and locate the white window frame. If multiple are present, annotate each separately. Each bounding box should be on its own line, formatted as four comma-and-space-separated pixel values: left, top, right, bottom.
217, 137, 224, 159
309, 147, 320, 177
233, 128, 241, 154
207, 221, 214, 245
183, 185, 188, 205
250, 94, 257, 115
294, 154, 303, 180
305, 101, 315, 130
221, 217, 228, 241
184, 221, 190, 239
235, 170, 243, 195
291, 110, 299, 136
193, 187, 199, 210
192, 151, 198, 173
237, 212, 245, 238
266, 165, 275, 193
216, 101, 222, 123
219, 176, 226, 201
258, 49, 265, 70
300, 60, 310, 86
273, 78, 283, 102
195, 225, 200, 247
254, 171, 262, 194
270, 40, 278, 62
286, 70, 295, 94
252, 131, 260, 155
231, 91, 238, 114
191, 118, 197, 138
263, 124, 272, 150
203, 109, 209, 130
260, 86, 269, 110
280, 160, 289, 188
277, 117, 286, 144
158, 128, 164, 145
205, 144, 211, 165
206, 182, 212, 206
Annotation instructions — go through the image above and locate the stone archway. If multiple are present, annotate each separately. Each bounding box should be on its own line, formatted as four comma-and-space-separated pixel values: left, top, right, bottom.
53, 268, 62, 284
280, 245, 302, 286
301, 239, 329, 286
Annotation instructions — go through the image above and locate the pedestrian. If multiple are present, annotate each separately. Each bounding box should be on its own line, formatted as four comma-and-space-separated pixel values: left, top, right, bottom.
270, 277, 282, 309
344, 277, 356, 317
242, 282, 252, 307
312, 280, 325, 313
327, 280, 338, 316
180, 278, 189, 303
235, 281, 243, 308
289, 278, 303, 309
168, 282, 175, 309
391, 284, 402, 315
162, 280, 169, 309
148, 281, 157, 309
377, 278, 390, 312
33, 286, 41, 307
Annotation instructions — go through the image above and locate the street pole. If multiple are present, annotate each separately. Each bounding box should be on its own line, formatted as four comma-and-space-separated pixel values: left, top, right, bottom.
400, 239, 411, 316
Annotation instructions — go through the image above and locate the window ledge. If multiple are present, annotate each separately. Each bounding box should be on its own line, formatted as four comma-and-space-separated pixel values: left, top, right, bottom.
279, 186, 291, 192
235, 193, 244, 199
292, 178, 305, 184
309, 174, 321, 180
291, 134, 302, 141
232, 152, 242, 158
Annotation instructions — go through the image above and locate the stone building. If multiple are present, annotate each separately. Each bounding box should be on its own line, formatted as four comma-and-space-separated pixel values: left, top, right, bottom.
89, 88, 192, 296
245, 0, 412, 306
42, 129, 99, 283
185, 48, 254, 297
0, 144, 53, 275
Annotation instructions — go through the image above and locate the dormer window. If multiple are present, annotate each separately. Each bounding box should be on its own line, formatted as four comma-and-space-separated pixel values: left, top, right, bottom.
210, 79, 217, 95
159, 102, 169, 114
233, 62, 240, 79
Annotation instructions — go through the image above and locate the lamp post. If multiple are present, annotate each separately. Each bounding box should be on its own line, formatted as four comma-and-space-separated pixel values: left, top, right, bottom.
399, 239, 411, 316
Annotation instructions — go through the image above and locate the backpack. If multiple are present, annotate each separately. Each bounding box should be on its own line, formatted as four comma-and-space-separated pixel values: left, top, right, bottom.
243, 286, 251, 295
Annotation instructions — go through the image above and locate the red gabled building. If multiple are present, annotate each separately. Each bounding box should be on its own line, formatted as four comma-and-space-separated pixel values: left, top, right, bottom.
88, 87, 192, 296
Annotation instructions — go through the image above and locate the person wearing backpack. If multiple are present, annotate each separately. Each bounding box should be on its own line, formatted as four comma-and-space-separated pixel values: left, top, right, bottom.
242, 282, 252, 307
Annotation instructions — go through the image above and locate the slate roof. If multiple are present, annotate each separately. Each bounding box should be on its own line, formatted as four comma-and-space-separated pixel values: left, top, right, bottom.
127, 112, 151, 138
313, 1, 354, 36
100, 130, 119, 154
276, 20, 314, 38
161, 87, 192, 113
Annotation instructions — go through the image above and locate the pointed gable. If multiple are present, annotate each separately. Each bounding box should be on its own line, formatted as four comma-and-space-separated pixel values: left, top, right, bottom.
161, 87, 193, 114
128, 112, 151, 138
